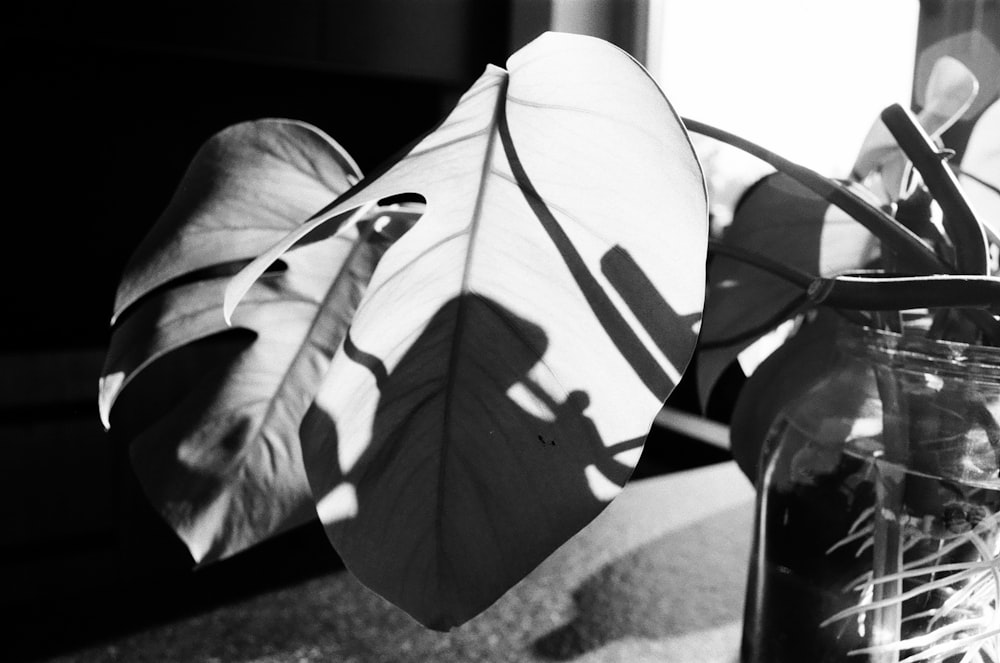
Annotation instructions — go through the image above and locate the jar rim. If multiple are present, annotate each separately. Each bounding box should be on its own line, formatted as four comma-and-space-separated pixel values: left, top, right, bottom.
837, 322, 1000, 382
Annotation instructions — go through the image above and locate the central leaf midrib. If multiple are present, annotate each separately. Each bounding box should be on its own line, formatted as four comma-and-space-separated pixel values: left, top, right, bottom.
255, 226, 373, 458
434, 73, 511, 607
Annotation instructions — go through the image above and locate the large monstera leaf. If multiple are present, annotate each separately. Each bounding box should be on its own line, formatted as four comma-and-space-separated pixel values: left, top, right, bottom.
227, 32, 708, 629
99, 119, 413, 562
697, 173, 880, 409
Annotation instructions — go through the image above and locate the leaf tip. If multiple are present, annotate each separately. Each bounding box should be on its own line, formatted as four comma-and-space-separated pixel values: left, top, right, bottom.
222, 273, 252, 326
97, 372, 124, 430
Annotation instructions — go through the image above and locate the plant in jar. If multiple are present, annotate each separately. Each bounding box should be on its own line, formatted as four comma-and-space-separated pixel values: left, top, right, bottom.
704, 59, 1000, 661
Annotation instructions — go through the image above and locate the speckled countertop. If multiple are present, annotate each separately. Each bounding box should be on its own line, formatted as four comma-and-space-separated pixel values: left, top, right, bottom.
38, 462, 755, 663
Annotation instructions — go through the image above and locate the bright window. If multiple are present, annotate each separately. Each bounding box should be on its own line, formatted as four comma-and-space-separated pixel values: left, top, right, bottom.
648, 0, 919, 182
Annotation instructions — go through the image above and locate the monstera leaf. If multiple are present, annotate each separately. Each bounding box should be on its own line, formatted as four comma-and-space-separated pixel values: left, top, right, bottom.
226, 32, 708, 629
99, 119, 418, 562
697, 174, 880, 409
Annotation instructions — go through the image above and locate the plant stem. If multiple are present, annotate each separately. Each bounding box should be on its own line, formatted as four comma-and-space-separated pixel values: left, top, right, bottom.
880, 104, 990, 276
708, 239, 814, 288
683, 118, 949, 275
871, 355, 911, 663
865, 306, 911, 662
810, 274, 1000, 311
698, 294, 812, 350
708, 240, 1000, 316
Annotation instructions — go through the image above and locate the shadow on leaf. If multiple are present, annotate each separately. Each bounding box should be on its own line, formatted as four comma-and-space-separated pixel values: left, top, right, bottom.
302, 293, 645, 629
498, 92, 699, 401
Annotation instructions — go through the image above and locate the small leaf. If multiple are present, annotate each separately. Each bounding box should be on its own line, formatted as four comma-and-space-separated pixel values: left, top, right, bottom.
99, 120, 410, 562
697, 173, 879, 409
238, 32, 708, 629
851, 55, 978, 203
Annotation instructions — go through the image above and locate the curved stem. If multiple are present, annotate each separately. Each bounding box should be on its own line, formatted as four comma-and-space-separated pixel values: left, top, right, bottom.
812, 274, 1000, 311
709, 241, 1000, 345
708, 242, 1000, 315
708, 239, 814, 289
684, 117, 949, 275
871, 368, 908, 663
880, 104, 989, 275
698, 294, 812, 350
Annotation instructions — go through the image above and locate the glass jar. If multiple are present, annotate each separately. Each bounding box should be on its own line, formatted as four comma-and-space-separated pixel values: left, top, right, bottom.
741, 322, 1000, 663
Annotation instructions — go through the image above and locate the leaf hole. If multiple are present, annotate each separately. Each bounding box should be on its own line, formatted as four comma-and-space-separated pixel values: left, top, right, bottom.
377, 193, 425, 206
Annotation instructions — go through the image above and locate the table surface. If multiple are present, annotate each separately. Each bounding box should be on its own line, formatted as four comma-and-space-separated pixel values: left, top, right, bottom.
45, 461, 757, 663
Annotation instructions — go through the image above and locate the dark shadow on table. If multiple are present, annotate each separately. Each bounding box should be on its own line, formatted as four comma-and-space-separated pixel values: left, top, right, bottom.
531, 504, 751, 660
